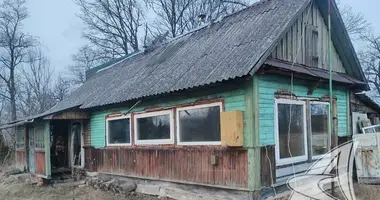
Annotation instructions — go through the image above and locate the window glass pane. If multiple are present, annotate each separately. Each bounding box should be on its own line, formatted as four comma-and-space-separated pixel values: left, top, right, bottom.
277, 103, 305, 159
179, 106, 220, 142
137, 115, 170, 140
16, 127, 25, 149
311, 104, 329, 157
108, 118, 130, 144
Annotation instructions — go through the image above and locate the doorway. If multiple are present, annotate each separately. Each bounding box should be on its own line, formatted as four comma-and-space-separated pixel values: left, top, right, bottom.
50, 121, 69, 170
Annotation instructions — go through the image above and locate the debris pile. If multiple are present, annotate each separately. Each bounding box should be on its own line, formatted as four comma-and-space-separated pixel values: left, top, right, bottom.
72, 167, 87, 181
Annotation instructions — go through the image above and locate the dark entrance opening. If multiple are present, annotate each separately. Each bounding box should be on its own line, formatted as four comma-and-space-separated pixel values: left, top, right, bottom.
50, 120, 69, 170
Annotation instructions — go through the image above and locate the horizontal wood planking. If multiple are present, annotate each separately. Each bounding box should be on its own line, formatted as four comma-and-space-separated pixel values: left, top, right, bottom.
90, 88, 247, 148
271, 3, 345, 73
258, 74, 349, 145
85, 147, 248, 188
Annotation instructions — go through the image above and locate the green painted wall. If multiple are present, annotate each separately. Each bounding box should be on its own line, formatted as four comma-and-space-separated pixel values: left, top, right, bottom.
258, 74, 349, 146
90, 88, 247, 148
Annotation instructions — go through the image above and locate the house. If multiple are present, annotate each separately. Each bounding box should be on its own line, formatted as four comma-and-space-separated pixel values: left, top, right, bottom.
0, 0, 369, 198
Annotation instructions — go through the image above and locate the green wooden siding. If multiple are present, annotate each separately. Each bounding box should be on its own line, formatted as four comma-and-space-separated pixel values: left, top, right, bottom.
258, 74, 349, 145
90, 88, 247, 148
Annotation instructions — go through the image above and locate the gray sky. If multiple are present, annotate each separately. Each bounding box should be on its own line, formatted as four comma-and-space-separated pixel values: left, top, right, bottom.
23, 0, 380, 75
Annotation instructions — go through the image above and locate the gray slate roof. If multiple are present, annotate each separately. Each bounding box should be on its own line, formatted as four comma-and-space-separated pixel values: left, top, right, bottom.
47, 0, 310, 113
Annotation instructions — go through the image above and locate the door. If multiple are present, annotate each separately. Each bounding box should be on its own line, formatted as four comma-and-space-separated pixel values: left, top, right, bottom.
28, 128, 35, 173
71, 121, 84, 168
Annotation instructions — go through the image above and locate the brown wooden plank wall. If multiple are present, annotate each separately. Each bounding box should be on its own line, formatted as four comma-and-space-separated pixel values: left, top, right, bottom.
260, 145, 276, 187
35, 151, 46, 175
85, 148, 248, 188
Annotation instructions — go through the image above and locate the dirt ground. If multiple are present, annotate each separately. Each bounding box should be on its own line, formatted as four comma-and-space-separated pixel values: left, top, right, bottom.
0, 182, 166, 200
0, 164, 168, 200
0, 182, 164, 200
354, 184, 380, 200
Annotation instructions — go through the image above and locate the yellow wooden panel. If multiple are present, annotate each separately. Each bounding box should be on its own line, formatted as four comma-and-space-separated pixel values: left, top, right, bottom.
220, 110, 243, 147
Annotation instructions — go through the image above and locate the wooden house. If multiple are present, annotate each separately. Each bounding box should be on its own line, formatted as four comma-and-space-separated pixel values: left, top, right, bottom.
0, 0, 369, 198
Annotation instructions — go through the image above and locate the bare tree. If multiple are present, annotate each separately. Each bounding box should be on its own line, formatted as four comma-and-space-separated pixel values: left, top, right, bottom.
75, 0, 145, 58
361, 35, 380, 95
0, 0, 36, 121
18, 49, 55, 116
337, 1, 371, 40
54, 75, 71, 102
69, 45, 106, 85
146, 0, 248, 38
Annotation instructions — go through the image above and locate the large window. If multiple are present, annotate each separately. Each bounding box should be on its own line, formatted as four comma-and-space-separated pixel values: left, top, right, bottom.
106, 116, 131, 146
275, 99, 332, 166
275, 99, 308, 165
177, 102, 222, 145
310, 102, 330, 158
134, 110, 174, 145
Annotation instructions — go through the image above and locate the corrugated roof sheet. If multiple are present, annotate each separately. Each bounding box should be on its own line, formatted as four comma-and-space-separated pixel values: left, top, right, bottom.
48, 0, 310, 112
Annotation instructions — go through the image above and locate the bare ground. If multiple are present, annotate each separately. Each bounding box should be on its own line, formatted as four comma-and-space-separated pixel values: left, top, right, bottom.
0, 164, 169, 200
0, 182, 165, 200
354, 184, 380, 200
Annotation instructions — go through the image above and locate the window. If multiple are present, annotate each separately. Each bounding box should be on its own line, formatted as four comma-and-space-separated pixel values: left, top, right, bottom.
106, 116, 131, 146
275, 99, 307, 165
310, 103, 330, 158
16, 126, 25, 149
34, 126, 45, 149
311, 29, 319, 67
177, 102, 222, 145
134, 110, 174, 145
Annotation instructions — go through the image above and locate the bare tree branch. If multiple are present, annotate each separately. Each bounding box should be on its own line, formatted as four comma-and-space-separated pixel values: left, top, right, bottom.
361, 35, 380, 96
146, 0, 248, 38
337, 1, 371, 40
68, 45, 107, 85
0, 0, 36, 121
75, 0, 145, 57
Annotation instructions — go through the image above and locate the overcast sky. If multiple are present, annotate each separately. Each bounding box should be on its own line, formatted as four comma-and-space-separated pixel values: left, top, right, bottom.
23, 0, 380, 75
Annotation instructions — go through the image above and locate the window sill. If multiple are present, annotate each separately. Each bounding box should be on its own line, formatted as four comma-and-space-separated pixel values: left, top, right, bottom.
106, 143, 132, 147
177, 141, 222, 146
101, 145, 246, 151
135, 139, 174, 146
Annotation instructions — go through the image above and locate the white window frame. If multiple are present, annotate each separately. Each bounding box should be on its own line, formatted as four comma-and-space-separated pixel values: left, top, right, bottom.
275, 99, 308, 166
176, 102, 223, 146
106, 115, 132, 146
310, 102, 331, 160
134, 110, 174, 145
